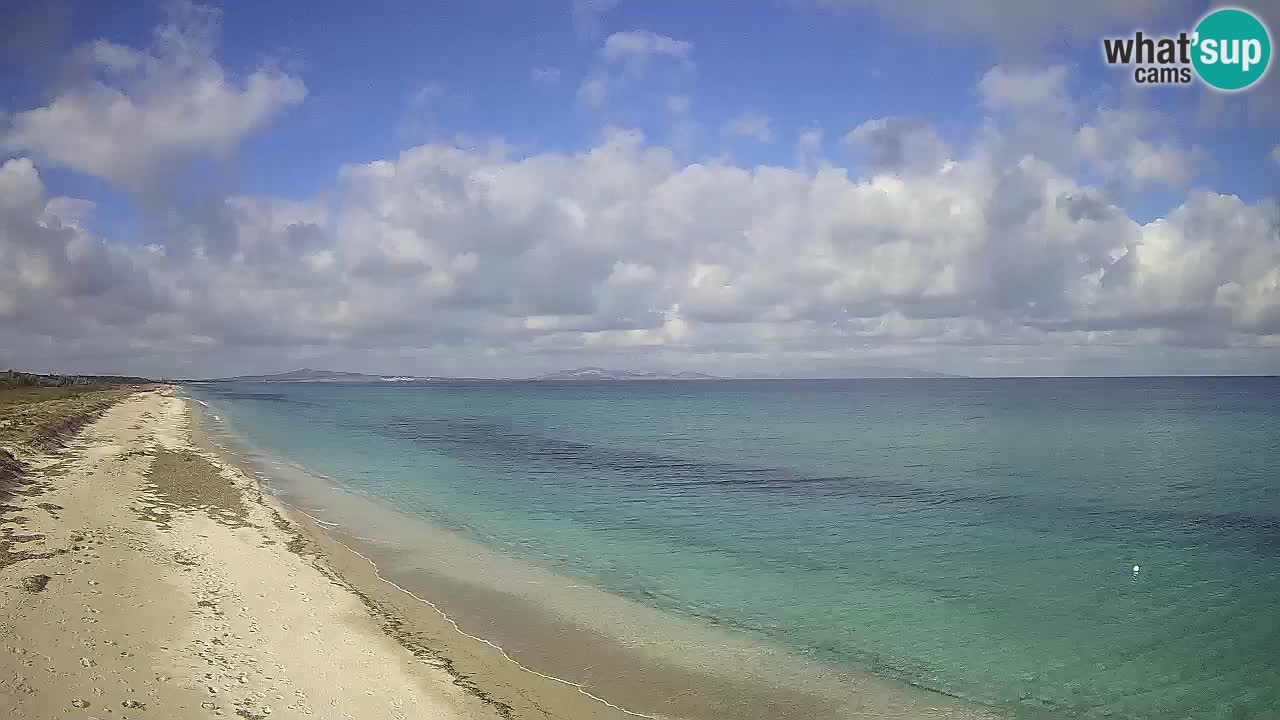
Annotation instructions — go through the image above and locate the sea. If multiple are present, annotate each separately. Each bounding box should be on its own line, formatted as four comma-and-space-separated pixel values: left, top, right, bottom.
187, 377, 1280, 720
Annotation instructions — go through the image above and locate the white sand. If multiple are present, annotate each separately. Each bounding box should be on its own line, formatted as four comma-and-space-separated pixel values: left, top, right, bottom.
0, 389, 498, 719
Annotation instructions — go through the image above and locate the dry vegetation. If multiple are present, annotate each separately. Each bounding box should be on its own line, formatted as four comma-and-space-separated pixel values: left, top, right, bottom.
0, 382, 142, 578
0, 386, 133, 451
0, 383, 144, 487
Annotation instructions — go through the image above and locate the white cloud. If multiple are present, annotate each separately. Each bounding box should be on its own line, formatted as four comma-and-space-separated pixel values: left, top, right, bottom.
1073, 110, 1196, 189
796, 128, 825, 171
0, 2, 305, 191
602, 30, 693, 66
0, 158, 169, 336
400, 82, 472, 138
1121, 143, 1194, 188
974, 70, 1199, 191
577, 76, 609, 109
578, 29, 694, 112
5, 121, 1277, 376
723, 112, 773, 143
662, 96, 699, 154
0, 157, 45, 215
844, 117, 950, 173
978, 65, 1071, 116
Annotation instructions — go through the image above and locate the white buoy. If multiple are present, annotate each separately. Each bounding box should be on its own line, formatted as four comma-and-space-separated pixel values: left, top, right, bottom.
1132, 565, 1140, 574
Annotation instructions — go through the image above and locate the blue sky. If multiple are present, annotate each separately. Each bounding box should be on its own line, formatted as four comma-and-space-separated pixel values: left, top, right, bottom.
8, 0, 1274, 221
1, 1, 1278, 377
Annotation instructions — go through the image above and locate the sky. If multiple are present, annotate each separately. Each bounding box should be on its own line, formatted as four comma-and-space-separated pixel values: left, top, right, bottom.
1, 0, 1278, 379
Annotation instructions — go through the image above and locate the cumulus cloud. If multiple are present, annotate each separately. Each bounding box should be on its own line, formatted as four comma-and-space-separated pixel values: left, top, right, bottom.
0, 158, 170, 340
723, 112, 773, 143
1055, 191, 1280, 341
975, 72, 1199, 190
978, 65, 1071, 116
796, 128, 826, 171
844, 117, 950, 174
578, 29, 694, 111
1073, 110, 1197, 189
0, 1, 305, 191
4, 46, 1277, 377
602, 30, 693, 66
13, 112, 1277, 376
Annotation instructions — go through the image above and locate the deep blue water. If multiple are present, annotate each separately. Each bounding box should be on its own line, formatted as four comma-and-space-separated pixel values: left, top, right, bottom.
189, 378, 1280, 719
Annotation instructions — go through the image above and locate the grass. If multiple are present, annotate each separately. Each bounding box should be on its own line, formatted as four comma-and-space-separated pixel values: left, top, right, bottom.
0, 386, 137, 472
1, 372, 160, 487
0, 379, 151, 576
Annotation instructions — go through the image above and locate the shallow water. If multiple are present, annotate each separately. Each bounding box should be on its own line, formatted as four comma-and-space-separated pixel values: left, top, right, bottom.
189, 378, 1280, 719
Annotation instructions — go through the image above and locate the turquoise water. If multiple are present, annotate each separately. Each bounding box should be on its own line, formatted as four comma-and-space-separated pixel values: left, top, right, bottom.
189, 378, 1280, 719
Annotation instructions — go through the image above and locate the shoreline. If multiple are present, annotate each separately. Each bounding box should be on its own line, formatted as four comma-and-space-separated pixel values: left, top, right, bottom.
189, 400, 648, 719
188, 393, 1013, 720
2, 387, 1014, 720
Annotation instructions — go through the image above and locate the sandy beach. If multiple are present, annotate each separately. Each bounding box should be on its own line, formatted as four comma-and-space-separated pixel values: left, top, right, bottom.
0, 388, 531, 720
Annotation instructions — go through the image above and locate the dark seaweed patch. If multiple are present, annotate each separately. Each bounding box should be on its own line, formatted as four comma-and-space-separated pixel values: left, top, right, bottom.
378, 416, 1020, 509
22, 574, 50, 593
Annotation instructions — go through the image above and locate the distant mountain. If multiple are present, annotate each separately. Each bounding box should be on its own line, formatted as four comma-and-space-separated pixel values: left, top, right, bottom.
532, 367, 719, 381
193, 368, 435, 383
740, 366, 964, 379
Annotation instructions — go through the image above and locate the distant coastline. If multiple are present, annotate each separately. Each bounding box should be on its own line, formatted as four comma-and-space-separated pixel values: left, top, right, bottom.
184, 365, 967, 383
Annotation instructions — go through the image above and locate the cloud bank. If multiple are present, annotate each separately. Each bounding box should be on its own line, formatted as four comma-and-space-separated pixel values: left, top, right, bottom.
1, 5, 1277, 378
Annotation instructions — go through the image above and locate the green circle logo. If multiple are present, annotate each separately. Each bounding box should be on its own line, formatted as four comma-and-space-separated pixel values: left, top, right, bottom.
1192, 8, 1272, 91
